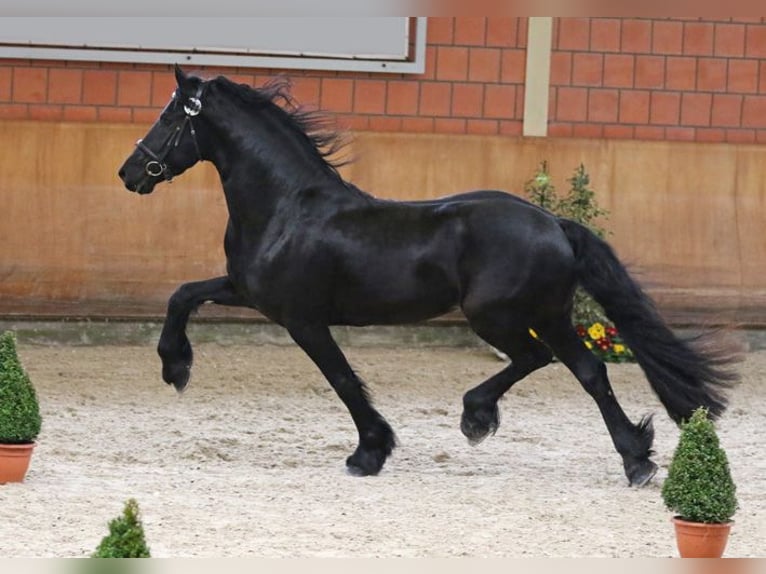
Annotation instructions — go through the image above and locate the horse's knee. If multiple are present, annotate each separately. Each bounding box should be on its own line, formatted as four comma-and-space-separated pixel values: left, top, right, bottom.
576, 361, 610, 399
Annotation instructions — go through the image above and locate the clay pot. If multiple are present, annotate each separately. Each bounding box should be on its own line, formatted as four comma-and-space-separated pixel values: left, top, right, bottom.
0, 442, 36, 483
672, 516, 733, 558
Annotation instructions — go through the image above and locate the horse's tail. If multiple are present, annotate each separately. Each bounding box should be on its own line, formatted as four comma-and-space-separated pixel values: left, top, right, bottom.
557, 218, 740, 423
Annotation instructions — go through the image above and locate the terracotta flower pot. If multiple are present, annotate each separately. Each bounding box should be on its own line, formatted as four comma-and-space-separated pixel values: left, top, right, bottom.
0, 442, 36, 484
672, 516, 733, 558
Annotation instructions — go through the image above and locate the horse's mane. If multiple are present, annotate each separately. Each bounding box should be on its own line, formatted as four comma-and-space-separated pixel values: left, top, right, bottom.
212, 75, 351, 175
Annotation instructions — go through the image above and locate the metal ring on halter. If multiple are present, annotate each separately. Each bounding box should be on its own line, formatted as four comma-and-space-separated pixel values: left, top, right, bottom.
145, 161, 165, 177
184, 97, 202, 117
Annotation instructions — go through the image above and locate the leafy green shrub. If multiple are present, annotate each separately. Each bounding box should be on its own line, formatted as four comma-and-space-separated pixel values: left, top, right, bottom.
524, 163, 633, 363
662, 407, 737, 524
92, 499, 151, 558
0, 331, 42, 443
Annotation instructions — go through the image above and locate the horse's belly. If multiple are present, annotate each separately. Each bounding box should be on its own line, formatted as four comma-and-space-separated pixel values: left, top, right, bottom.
332, 262, 460, 325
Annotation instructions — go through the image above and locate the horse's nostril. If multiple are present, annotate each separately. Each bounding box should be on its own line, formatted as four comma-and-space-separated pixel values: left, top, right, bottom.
118, 167, 126, 181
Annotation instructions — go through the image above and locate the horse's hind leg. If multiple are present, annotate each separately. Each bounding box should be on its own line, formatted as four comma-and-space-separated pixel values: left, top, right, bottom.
286, 322, 396, 476
461, 324, 553, 444
538, 319, 657, 486
158, 276, 245, 392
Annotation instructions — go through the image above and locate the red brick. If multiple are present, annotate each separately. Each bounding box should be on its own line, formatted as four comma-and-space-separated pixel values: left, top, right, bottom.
572, 53, 603, 86
288, 77, 321, 107
419, 82, 451, 116
603, 124, 635, 139
665, 57, 697, 91
0, 67, 10, 100
550, 52, 572, 85
486, 17, 519, 48
603, 54, 634, 88
728, 59, 758, 93
97, 106, 132, 122
697, 58, 727, 92
63, 106, 97, 122
484, 84, 516, 119
517, 18, 529, 48
652, 20, 684, 54
590, 19, 621, 52
341, 116, 369, 132
621, 19, 652, 53
696, 128, 726, 142
548, 123, 574, 137
725, 129, 756, 143
0, 103, 28, 119
386, 81, 419, 115
742, 95, 766, 128
452, 83, 484, 117
420, 47, 437, 81
320, 78, 353, 113
634, 126, 666, 140
558, 18, 590, 51
454, 18, 486, 46
467, 119, 500, 134
665, 127, 696, 141
28, 104, 62, 121
469, 48, 501, 83
619, 90, 650, 124
82, 70, 117, 105
635, 55, 665, 89
650, 92, 681, 125
588, 88, 619, 122
714, 24, 745, 57
499, 120, 522, 136
556, 87, 588, 122
133, 108, 163, 123
573, 123, 604, 138
436, 46, 469, 81
711, 94, 742, 127
680, 92, 712, 126
401, 117, 434, 133
47, 68, 82, 105
368, 116, 402, 132
434, 118, 466, 134
117, 71, 151, 107
427, 18, 454, 44
500, 49, 526, 84
353, 80, 386, 114
12, 67, 47, 103
745, 24, 766, 57
683, 22, 714, 55
150, 72, 177, 107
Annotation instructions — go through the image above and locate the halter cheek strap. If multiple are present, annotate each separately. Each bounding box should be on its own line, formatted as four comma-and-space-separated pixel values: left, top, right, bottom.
136, 85, 204, 181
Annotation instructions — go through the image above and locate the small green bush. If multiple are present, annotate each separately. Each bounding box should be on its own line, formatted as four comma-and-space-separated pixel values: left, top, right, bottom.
92, 499, 151, 558
0, 331, 42, 443
524, 163, 634, 363
662, 407, 737, 524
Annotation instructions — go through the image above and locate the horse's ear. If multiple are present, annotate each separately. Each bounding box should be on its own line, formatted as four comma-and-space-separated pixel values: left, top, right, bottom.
174, 64, 191, 93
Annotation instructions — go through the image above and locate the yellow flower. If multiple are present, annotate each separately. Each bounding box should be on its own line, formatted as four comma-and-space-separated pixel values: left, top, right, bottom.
528, 328, 538, 339
613, 344, 625, 354
585, 341, 593, 349
588, 322, 606, 340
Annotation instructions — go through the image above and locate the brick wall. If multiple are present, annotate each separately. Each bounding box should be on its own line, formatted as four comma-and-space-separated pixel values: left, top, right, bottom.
2, 17, 766, 143
549, 17, 766, 143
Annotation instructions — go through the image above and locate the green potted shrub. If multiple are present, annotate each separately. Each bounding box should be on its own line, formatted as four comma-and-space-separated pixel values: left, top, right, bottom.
0, 331, 42, 483
661, 407, 738, 557
92, 499, 151, 558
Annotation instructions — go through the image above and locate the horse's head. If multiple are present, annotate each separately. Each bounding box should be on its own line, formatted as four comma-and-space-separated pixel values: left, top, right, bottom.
118, 65, 206, 195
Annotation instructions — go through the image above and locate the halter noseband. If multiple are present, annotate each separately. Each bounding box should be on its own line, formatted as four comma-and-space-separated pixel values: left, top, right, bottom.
135, 86, 204, 181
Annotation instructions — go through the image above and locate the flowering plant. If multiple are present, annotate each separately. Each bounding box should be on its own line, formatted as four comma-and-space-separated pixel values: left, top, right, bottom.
575, 322, 634, 363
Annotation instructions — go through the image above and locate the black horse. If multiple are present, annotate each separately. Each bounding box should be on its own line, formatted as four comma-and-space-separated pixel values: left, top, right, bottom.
118, 66, 738, 485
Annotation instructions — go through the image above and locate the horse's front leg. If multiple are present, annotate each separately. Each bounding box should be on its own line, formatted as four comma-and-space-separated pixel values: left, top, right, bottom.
286, 322, 396, 476
158, 276, 245, 392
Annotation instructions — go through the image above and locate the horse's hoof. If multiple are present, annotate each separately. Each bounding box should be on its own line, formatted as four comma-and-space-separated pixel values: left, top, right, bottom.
162, 363, 192, 393
345, 448, 386, 477
460, 407, 499, 445
626, 459, 658, 487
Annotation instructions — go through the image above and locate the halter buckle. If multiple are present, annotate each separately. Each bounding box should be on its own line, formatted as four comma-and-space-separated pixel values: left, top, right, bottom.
184, 97, 202, 117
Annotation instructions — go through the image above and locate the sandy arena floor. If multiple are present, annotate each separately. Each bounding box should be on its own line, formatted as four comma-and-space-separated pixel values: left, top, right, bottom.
1, 341, 763, 557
